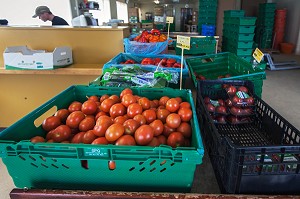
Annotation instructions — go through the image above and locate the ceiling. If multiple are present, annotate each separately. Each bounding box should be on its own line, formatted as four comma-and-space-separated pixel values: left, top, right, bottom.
132, 0, 198, 5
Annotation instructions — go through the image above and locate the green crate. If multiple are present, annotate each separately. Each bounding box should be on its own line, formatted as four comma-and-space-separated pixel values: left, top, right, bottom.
258, 11, 275, 18
175, 36, 216, 55
0, 85, 204, 192
224, 10, 245, 18
228, 40, 254, 49
240, 55, 252, 62
229, 46, 253, 56
224, 24, 256, 34
224, 17, 257, 26
199, 1, 218, 7
186, 52, 266, 97
199, 5, 218, 12
223, 29, 255, 41
199, 10, 217, 17
259, 3, 276, 10
257, 18, 274, 27
199, 17, 216, 25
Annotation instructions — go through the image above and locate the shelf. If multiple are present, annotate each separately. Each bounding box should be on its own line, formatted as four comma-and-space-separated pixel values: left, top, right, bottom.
0, 64, 103, 76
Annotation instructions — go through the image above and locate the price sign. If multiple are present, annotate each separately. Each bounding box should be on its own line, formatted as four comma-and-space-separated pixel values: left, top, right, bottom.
166, 16, 174, 23
253, 48, 264, 63
176, 35, 190, 50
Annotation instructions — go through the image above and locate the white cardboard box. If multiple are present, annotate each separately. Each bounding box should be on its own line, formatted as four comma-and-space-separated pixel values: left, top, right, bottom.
4, 46, 73, 70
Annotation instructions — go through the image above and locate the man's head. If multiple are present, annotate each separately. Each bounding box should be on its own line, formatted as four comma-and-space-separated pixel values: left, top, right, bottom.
32, 6, 52, 22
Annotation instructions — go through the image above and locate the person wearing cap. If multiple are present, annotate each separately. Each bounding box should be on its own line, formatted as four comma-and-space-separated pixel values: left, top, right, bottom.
33, 6, 69, 26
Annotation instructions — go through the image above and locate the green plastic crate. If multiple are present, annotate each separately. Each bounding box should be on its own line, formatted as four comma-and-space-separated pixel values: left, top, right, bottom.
259, 3, 276, 10
223, 29, 255, 41
240, 55, 252, 62
229, 46, 253, 56
199, 10, 217, 17
175, 36, 216, 55
228, 40, 254, 49
199, 17, 217, 25
199, 0, 218, 7
224, 24, 256, 33
186, 52, 266, 97
0, 85, 204, 192
224, 17, 257, 26
199, 5, 218, 12
258, 11, 275, 18
224, 10, 245, 18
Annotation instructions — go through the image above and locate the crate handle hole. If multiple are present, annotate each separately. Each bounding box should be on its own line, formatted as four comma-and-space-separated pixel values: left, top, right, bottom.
81, 160, 89, 169
51, 164, 59, 169
108, 160, 116, 170
129, 167, 135, 171
34, 106, 58, 128
139, 161, 144, 165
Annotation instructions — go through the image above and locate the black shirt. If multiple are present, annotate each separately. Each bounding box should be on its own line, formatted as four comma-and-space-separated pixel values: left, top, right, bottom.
52, 16, 69, 26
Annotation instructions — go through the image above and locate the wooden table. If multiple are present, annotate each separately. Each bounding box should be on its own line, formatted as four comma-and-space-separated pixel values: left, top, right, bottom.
9, 189, 300, 199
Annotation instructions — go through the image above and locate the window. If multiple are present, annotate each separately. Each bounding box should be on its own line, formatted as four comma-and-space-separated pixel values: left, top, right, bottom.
116, 1, 128, 23
90, 0, 111, 25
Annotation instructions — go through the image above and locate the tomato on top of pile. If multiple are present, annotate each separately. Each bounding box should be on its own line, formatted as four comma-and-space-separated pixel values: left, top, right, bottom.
31, 88, 193, 148
134, 29, 167, 43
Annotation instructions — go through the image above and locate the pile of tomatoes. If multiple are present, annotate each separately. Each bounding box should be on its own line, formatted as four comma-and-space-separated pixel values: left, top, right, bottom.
31, 88, 193, 148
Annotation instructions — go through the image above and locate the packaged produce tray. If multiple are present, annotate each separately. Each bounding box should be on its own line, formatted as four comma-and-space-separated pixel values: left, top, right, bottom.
0, 85, 204, 192
102, 53, 189, 78
186, 52, 266, 97
196, 80, 300, 194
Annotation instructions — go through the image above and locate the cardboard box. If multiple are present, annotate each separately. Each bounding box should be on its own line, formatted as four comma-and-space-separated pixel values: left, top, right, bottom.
130, 22, 141, 28
154, 6, 164, 16
128, 7, 139, 17
4, 46, 73, 70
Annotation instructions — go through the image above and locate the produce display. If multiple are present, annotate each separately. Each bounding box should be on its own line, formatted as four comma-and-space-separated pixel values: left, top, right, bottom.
31, 88, 193, 148
133, 29, 167, 43
94, 65, 179, 88
120, 57, 182, 68
204, 85, 254, 124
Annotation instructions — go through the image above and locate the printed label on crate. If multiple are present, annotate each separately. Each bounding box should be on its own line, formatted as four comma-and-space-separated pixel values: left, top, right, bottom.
253, 48, 264, 63
84, 148, 108, 157
166, 16, 174, 23
176, 35, 190, 50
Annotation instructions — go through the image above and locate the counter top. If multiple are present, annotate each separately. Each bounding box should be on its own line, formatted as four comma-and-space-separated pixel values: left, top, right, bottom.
0, 64, 103, 75
0, 25, 129, 31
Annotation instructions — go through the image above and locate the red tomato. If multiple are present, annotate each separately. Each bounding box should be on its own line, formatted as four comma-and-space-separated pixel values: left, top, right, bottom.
114, 116, 127, 124
109, 103, 126, 118
133, 114, 147, 126
174, 97, 182, 104
147, 137, 160, 147
71, 132, 85, 143
142, 109, 157, 124
100, 98, 115, 113
81, 100, 98, 115
108, 160, 116, 170
152, 100, 159, 108
121, 94, 136, 107
123, 119, 140, 135
54, 109, 70, 123
167, 132, 185, 148
68, 101, 82, 113
157, 135, 167, 145
92, 137, 109, 145
159, 96, 170, 106
42, 116, 61, 132
156, 108, 170, 123
138, 97, 151, 110
176, 122, 192, 138
93, 116, 113, 137
105, 123, 124, 142
166, 113, 181, 129
165, 98, 180, 113
95, 111, 108, 121
52, 125, 72, 142
163, 123, 175, 137
82, 130, 97, 144
66, 111, 85, 129
184, 138, 191, 147
127, 103, 143, 118
134, 125, 154, 145
88, 95, 99, 102
79, 117, 96, 132
178, 107, 193, 122
46, 130, 55, 140
120, 88, 133, 99
149, 119, 164, 136
115, 135, 136, 146
109, 95, 120, 103
179, 102, 191, 109
100, 94, 109, 103
30, 136, 45, 143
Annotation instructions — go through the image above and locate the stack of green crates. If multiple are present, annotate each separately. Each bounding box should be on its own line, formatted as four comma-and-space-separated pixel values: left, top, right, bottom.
255, 3, 276, 49
198, 0, 218, 33
222, 10, 256, 63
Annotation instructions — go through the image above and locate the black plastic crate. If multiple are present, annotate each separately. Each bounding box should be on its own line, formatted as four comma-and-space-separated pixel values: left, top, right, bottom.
196, 80, 300, 194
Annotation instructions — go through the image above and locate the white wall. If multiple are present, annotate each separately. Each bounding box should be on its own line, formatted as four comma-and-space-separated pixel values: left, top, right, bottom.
272, 0, 300, 54
0, 0, 72, 26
